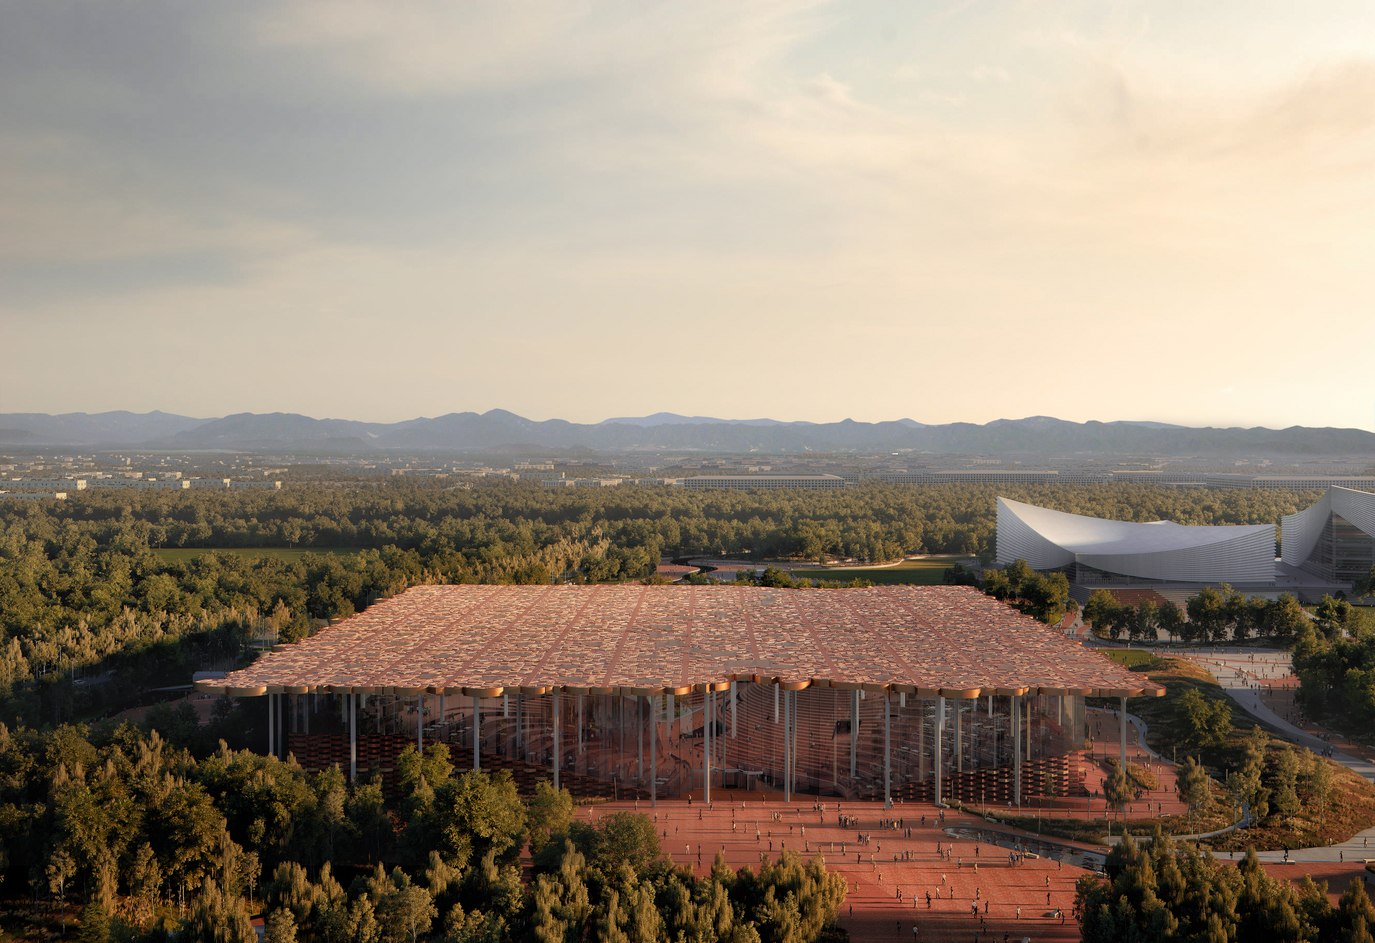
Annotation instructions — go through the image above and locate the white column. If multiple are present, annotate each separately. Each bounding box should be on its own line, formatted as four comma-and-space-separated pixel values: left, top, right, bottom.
474, 695, 481, 770
935, 696, 945, 806
884, 691, 891, 808
417, 696, 423, 752
637, 696, 644, 780
956, 700, 963, 774
849, 690, 858, 778
1013, 694, 1022, 807
650, 695, 657, 808
705, 688, 712, 803
786, 690, 797, 802
1120, 696, 1127, 769
553, 691, 561, 792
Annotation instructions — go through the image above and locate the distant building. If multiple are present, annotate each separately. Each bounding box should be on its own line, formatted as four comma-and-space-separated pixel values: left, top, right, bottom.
996, 496, 1275, 584
0, 491, 67, 501
5, 477, 87, 490
680, 475, 846, 491
1281, 487, 1375, 585
1207, 474, 1375, 491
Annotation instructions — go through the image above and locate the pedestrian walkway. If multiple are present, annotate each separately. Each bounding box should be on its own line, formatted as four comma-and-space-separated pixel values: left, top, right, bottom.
568, 795, 1083, 943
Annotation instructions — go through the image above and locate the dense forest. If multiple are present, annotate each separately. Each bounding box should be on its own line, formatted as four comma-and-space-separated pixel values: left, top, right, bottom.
0, 481, 1324, 730
1077, 830, 1375, 942
0, 720, 844, 942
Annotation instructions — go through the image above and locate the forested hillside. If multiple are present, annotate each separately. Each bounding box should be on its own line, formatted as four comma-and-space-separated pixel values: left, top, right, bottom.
0, 480, 1316, 729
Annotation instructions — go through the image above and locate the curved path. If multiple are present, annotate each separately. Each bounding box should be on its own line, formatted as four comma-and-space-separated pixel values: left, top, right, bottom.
1089, 639, 1375, 861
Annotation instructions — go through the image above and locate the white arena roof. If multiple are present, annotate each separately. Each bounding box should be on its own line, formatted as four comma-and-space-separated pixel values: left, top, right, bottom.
996, 497, 1275, 584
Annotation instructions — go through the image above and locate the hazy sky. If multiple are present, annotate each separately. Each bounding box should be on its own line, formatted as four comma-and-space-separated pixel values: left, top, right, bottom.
4, 1, 1374, 429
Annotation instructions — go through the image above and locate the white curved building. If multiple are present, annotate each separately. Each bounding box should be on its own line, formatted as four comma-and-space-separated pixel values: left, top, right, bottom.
1281, 487, 1375, 583
996, 497, 1276, 584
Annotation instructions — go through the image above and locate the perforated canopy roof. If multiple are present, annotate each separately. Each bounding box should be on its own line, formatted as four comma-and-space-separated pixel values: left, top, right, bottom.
201, 584, 1164, 700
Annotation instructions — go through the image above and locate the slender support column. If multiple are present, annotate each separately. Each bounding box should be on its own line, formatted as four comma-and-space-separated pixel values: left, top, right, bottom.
935, 696, 945, 805
786, 687, 797, 802
268, 692, 275, 759
1120, 696, 1128, 769
1013, 694, 1022, 807
553, 691, 561, 792
849, 690, 858, 778
918, 699, 926, 782
474, 695, 481, 770
956, 701, 963, 774
638, 696, 644, 780
517, 691, 524, 755
705, 688, 712, 803
884, 692, 891, 808
792, 689, 800, 796
650, 696, 657, 808
304, 693, 309, 735
731, 681, 738, 739
578, 695, 584, 756
349, 693, 357, 781
774, 685, 779, 723
417, 696, 423, 752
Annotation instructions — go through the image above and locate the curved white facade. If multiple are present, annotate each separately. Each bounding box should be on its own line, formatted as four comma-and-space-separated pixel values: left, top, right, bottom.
996, 497, 1275, 583
1281, 487, 1375, 580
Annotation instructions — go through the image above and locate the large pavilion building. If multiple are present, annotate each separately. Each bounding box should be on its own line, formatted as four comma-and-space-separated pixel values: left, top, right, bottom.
200, 584, 1160, 807
1281, 486, 1375, 586
996, 496, 1275, 586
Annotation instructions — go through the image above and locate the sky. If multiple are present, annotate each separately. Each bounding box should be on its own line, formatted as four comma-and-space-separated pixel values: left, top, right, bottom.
3, 1, 1374, 430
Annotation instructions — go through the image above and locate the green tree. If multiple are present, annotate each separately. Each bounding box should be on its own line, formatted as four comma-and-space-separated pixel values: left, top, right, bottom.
1174, 688, 1231, 749
526, 781, 573, 854
1176, 756, 1211, 832
1273, 747, 1301, 818
1310, 754, 1335, 829
1103, 761, 1134, 829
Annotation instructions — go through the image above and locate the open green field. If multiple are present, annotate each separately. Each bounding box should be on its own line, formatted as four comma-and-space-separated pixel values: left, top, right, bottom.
1102, 649, 1164, 669
152, 547, 366, 564
789, 555, 974, 586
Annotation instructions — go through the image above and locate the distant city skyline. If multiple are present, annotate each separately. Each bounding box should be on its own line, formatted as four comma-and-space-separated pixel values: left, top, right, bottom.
3, 2, 1374, 430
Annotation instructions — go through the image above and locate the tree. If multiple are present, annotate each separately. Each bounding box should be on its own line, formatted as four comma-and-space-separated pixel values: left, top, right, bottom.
1272, 747, 1301, 818
1187, 587, 1229, 643
1083, 590, 1121, 639
1133, 600, 1158, 642
371, 867, 437, 943
429, 770, 528, 871
1310, 754, 1334, 828
1174, 688, 1231, 749
1316, 594, 1354, 640
1176, 756, 1211, 832
1157, 600, 1185, 643
76, 901, 109, 943
567, 812, 662, 874
1355, 565, 1375, 600
526, 781, 573, 854
1103, 761, 1134, 828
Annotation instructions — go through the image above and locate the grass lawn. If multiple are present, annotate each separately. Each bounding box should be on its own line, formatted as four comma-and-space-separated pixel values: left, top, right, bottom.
788, 555, 975, 586
153, 547, 367, 564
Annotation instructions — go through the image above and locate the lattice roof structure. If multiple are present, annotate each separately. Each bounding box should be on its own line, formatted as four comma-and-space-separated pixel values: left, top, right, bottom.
200, 584, 1164, 701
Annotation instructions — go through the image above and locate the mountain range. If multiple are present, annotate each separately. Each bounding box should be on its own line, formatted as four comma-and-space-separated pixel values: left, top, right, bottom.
1, 410, 1372, 456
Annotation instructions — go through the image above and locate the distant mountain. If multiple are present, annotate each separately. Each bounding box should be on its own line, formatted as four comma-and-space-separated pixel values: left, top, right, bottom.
0, 410, 208, 446
600, 413, 817, 428
1, 410, 1371, 456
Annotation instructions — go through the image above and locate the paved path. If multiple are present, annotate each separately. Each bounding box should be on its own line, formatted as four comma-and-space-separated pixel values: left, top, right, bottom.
569, 795, 1084, 943
1086, 640, 1375, 862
